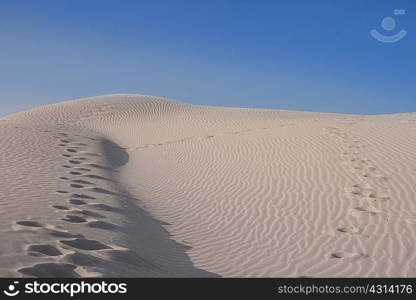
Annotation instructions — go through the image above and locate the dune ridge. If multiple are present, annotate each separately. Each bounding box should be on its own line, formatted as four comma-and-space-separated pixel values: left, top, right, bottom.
0, 94, 415, 277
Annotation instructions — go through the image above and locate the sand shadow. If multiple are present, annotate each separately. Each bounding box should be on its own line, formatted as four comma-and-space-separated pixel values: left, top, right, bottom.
80, 137, 219, 277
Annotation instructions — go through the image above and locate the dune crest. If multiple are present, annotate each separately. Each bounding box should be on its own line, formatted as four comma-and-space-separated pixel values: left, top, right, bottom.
0, 94, 415, 277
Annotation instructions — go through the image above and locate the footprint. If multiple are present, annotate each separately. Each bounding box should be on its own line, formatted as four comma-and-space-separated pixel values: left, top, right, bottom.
71, 180, 94, 185
70, 184, 84, 189
16, 221, 44, 228
66, 149, 78, 153
62, 252, 103, 267
52, 205, 70, 210
331, 252, 368, 259
91, 188, 120, 196
74, 168, 91, 172
71, 194, 96, 200
27, 244, 62, 256
69, 160, 82, 165
83, 175, 117, 182
18, 263, 79, 278
86, 164, 118, 172
56, 190, 69, 194
45, 229, 83, 239
83, 153, 101, 157
69, 171, 82, 175
62, 215, 87, 223
337, 227, 361, 235
379, 195, 391, 202
376, 176, 389, 183
349, 188, 362, 197
353, 205, 381, 216
77, 210, 105, 218
60, 238, 111, 250
87, 221, 118, 230
73, 157, 87, 161
69, 199, 87, 205
88, 203, 122, 213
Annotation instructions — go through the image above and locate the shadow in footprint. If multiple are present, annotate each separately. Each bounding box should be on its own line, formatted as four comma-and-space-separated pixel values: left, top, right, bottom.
52, 205, 70, 211
83, 175, 118, 183
69, 199, 87, 206
337, 227, 361, 235
84, 153, 101, 157
63, 252, 102, 267
90, 187, 138, 200
75, 210, 105, 219
73, 157, 87, 161
71, 194, 96, 200
71, 180, 94, 185
70, 184, 84, 189
16, 221, 44, 228
45, 229, 84, 239
85, 164, 118, 173
18, 263, 79, 278
69, 172, 82, 175
89, 203, 123, 214
60, 238, 111, 250
87, 221, 120, 231
56, 191, 69, 194
27, 244, 62, 256
331, 252, 368, 259
62, 215, 87, 223
74, 168, 91, 172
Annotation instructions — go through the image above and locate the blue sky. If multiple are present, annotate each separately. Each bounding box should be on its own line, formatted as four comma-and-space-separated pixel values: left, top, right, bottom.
0, 0, 415, 116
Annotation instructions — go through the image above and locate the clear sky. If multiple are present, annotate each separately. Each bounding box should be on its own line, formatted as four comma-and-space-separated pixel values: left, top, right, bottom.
0, 0, 415, 116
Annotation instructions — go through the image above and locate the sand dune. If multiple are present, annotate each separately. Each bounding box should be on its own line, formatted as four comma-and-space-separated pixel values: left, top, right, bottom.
0, 94, 415, 277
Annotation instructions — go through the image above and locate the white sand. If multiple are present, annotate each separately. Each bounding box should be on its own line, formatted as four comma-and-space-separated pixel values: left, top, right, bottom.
0, 94, 415, 277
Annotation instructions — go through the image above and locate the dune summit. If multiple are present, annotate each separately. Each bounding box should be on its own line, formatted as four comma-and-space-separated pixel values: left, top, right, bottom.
0, 94, 415, 277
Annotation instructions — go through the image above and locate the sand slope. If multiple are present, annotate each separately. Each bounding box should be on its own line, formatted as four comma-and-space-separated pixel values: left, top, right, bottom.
0, 94, 415, 277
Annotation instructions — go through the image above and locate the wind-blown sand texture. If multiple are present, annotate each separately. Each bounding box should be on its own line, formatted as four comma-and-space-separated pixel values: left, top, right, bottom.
0, 94, 415, 277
